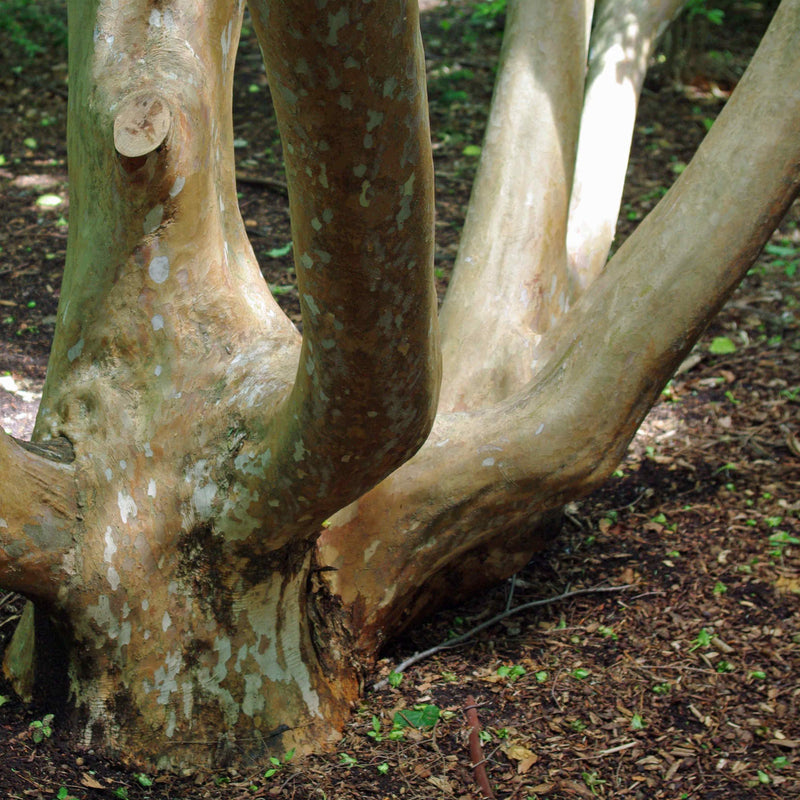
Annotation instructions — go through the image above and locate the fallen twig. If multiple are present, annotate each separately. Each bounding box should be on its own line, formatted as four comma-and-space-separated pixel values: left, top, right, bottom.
373, 583, 633, 688
464, 695, 495, 800
234, 171, 288, 195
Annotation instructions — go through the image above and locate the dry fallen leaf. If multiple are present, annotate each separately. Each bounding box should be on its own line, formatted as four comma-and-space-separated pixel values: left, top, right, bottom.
501, 742, 539, 774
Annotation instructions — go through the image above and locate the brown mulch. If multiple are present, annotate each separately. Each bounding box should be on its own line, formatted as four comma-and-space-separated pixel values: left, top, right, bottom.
1, 3, 798, 798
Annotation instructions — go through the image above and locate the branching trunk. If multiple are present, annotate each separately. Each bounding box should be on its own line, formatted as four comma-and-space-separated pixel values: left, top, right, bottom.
1, 0, 799, 774
320, 0, 800, 651
3, 0, 437, 771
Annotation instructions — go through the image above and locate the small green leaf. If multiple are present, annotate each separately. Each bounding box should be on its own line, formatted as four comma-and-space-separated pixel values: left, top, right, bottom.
571, 668, 590, 680
631, 713, 645, 730
266, 242, 293, 258
535, 670, 549, 683
713, 581, 727, 595
393, 703, 440, 729
135, 773, 153, 787
709, 336, 736, 355
36, 193, 63, 208
387, 671, 403, 688
462, 144, 482, 157
24, 137, 38, 149
377, 762, 390, 775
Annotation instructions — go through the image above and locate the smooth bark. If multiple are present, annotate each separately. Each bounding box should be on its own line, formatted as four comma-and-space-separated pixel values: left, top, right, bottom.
1, 0, 798, 774
320, 0, 800, 650
438, 0, 589, 411
567, 0, 686, 290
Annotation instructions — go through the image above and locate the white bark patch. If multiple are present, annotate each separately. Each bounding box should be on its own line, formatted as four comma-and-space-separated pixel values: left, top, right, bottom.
363, 539, 380, 564
143, 205, 163, 234
154, 650, 183, 705
104, 527, 117, 562
148, 255, 170, 284
148, 479, 157, 498
149, 9, 162, 27
151, 314, 164, 331
67, 338, 84, 362
326, 7, 349, 45
106, 566, 120, 591
535, 423, 545, 435
366, 111, 384, 134
162, 611, 172, 632
141, 599, 149, 611
154, 365, 162, 376
144, 442, 153, 457
182, 681, 194, 720
482, 457, 495, 467
213, 636, 232, 682
303, 294, 320, 317
117, 490, 138, 524
220, 18, 234, 71
169, 175, 185, 197
0, 518, 7, 528
104, 468, 113, 482
244, 582, 321, 718
359, 180, 371, 207
383, 76, 398, 98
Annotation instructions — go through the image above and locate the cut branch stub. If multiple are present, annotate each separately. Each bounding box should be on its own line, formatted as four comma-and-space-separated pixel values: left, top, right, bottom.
113, 92, 171, 158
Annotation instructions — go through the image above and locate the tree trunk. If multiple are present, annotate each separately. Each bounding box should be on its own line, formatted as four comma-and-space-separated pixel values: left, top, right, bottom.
2, 0, 800, 773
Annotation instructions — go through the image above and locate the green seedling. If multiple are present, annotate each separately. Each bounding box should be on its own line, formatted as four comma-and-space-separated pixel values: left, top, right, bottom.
597, 625, 618, 640
581, 770, 606, 797
630, 713, 646, 730
29, 713, 54, 743
264, 747, 295, 778
339, 752, 358, 768
387, 671, 403, 688
690, 628, 713, 652
571, 668, 591, 680
709, 336, 736, 355
496, 663, 526, 682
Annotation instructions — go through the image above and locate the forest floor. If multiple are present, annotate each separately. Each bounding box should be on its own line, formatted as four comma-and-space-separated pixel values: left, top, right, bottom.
1, 2, 799, 799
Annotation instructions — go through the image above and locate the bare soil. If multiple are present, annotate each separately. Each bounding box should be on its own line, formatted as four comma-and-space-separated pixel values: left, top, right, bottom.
1, 3, 798, 799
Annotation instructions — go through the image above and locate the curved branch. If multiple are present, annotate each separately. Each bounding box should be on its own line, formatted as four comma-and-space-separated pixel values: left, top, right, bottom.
320, 0, 800, 648
247, 0, 440, 531
567, 0, 686, 292
0, 430, 78, 600
438, 0, 591, 412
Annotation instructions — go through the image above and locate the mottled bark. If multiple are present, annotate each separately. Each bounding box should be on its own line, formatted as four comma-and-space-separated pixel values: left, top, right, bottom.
1, 0, 798, 775
3, 0, 437, 771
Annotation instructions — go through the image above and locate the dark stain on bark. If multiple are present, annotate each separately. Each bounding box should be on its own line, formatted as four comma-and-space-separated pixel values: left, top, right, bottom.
176, 523, 234, 630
